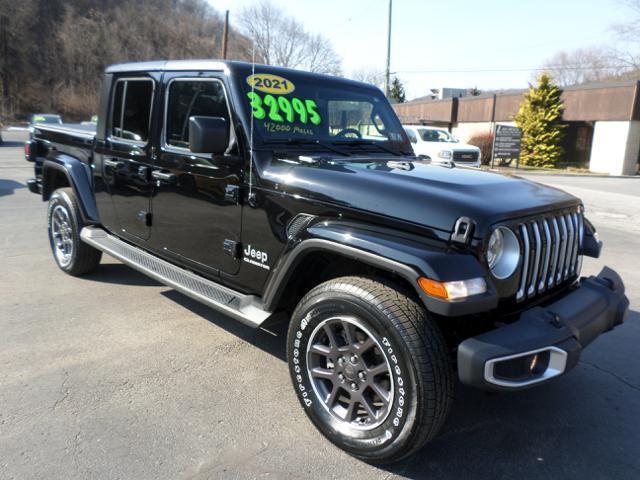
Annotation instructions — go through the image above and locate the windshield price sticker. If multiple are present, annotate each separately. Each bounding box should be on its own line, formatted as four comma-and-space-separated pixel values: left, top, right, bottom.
247, 92, 322, 125
246, 73, 295, 94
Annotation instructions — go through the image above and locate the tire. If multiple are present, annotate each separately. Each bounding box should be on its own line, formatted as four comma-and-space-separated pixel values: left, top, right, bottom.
47, 187, 102, 276
287, 276, 453, 464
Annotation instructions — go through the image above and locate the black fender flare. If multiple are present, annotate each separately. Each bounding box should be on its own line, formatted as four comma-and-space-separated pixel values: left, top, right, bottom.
42, 155, 99, 224
263, 221, 498, 316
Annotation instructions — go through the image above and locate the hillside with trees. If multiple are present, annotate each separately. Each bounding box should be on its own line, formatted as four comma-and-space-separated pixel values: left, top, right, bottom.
0, 0, 255, 120
0, 0, 341, 122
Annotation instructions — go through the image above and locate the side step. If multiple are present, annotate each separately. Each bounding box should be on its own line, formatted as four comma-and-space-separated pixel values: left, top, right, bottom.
80, 227, 272, 328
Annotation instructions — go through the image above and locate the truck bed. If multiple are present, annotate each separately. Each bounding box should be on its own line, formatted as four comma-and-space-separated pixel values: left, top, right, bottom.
33, 122, 96, 141
30, 123, 97, 185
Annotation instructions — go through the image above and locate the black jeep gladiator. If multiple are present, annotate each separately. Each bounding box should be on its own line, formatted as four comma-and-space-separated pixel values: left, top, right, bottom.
25, 60, 629, 463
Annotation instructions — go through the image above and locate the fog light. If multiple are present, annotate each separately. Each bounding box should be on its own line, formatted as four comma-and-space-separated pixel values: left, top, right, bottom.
485, 347, 567, 388
529, 353, 539, 372
494, 351, 551, 381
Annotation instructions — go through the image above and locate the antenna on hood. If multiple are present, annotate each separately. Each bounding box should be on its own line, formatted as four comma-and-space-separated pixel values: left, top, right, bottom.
248, 38, 256, 203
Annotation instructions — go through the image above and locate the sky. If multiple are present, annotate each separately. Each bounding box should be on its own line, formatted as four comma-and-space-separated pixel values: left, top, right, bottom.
208, 0, 634, 99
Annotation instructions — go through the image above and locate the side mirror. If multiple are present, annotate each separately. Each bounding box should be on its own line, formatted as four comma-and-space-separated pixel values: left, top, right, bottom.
189, 116, 229, 154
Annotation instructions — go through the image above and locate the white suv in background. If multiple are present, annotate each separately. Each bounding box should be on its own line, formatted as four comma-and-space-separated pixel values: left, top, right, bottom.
403, 125, 481, 168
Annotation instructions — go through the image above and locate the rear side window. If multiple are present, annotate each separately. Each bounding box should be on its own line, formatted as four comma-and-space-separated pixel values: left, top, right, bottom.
165, 79, 230, 149
111, 79, 154, 142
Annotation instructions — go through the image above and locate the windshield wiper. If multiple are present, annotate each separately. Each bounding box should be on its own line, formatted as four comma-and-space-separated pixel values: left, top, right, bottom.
263, 138, 350, 156
331, 139, 403, 156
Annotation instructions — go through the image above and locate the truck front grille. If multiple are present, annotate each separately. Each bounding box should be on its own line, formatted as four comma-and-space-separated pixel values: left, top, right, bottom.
516, 208, 583, 301
453, 151, 479, 162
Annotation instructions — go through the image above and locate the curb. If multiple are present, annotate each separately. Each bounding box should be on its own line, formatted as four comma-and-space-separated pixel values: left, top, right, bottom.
513, 172, 640, 179
485, 169, 639, 179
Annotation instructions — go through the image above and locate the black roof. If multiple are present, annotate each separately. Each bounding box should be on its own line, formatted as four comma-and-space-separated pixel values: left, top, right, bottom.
105, 60, 378, 91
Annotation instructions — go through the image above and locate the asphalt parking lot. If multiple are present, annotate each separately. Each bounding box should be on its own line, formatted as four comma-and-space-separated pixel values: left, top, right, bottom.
1, 128, 639, 480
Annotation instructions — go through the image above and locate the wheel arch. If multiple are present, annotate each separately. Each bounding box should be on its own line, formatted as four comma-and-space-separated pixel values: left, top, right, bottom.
262, 221, 498, 316
263, 240, 423, 313
42, 155, 99, 224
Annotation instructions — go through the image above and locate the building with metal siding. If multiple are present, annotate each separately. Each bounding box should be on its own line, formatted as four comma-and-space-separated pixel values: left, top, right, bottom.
393, 81, 640, 175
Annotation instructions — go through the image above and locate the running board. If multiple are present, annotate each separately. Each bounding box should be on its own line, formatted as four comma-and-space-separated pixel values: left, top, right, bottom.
80, 227, 272, 328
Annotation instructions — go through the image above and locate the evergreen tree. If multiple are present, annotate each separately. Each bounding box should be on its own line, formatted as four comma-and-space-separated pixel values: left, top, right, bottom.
468, 86, 481, 96
514, 73, 566, 168
388, 76, 406, 103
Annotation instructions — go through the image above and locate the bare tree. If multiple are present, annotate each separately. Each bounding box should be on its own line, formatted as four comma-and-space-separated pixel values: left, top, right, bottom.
349, 66, 385, 88
610, 0, 640, 73
612, 1, 640, 41
541, 47, 622, 86
538, 1, 640, 87
238, 0, 342, 75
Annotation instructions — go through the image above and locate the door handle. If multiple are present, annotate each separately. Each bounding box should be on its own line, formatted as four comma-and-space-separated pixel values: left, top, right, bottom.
137, 165, 150, 181
151, 170, 176, 183
104, 159, 123, 169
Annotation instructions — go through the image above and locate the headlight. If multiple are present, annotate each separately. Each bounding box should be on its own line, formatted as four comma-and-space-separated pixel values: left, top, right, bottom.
486, 227, 520, 279
438, 150, 452, 159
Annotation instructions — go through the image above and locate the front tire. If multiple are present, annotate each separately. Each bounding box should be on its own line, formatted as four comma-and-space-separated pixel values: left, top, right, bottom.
287, 276, 453, 464
47, 187, 102, 276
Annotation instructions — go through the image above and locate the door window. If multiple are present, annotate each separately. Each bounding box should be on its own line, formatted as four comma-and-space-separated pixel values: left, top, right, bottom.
111, 79, 154, 143
165, 79, 230, 149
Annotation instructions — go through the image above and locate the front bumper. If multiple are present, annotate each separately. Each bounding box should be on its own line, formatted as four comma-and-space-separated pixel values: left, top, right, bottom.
457, 267, 629, 391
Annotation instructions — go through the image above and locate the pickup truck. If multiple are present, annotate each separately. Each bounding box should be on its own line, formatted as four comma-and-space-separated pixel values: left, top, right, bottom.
403, 125, 482, 167
25, 60, 629, 464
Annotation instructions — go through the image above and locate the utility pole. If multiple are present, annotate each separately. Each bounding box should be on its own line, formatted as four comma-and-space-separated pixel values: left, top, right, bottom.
384, 0, 392, 97
490, 94, 497, 169
220, 10, 229, 59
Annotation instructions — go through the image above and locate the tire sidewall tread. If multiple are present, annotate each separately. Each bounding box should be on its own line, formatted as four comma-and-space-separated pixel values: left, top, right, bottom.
287, 276, 453, 464
47, 187, 101, 276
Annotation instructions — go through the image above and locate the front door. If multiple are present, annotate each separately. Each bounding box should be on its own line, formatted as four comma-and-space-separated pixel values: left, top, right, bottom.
102, 77, 156, 240
150, 75, 243, 276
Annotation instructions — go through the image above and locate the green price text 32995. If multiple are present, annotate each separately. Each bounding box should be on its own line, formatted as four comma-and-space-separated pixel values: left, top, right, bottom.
247, 92, 321, 125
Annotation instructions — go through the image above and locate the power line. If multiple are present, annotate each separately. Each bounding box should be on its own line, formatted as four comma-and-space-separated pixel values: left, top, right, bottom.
395, 65, 637, 74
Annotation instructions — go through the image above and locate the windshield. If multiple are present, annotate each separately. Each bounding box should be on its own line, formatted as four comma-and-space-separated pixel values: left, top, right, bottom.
418, 128, 457, 143
236, 69, 408, 148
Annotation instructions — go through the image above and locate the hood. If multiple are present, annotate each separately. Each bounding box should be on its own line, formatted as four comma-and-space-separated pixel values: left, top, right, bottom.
452, 143, 480, 151
260, 155, 580, 237
434, 142, 479, 151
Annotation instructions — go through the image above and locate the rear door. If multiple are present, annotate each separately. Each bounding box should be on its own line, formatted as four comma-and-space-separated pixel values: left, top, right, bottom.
102, 77, 156, 241
150, 74, 243, 276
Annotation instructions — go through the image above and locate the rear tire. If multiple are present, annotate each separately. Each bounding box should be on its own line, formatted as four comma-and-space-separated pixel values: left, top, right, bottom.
47, 187, 102, 276
287, 276, 453, 464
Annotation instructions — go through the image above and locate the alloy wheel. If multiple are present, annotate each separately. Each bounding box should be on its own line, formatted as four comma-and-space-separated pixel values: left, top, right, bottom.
51, 204, 74, 267
306, 316, 394, 430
